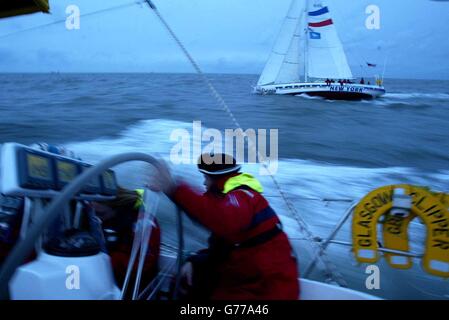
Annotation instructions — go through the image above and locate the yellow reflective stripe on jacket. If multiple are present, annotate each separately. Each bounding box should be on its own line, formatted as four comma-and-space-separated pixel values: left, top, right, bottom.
223, 173, 263, 194
134, 189, 144, 209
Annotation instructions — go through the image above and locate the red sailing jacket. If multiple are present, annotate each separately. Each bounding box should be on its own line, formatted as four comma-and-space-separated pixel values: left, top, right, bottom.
173, 173, 299, 300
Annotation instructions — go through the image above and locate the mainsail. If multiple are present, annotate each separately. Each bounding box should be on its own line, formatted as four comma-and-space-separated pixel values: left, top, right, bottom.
306, 0, 352, 79
257, 0, 305, 86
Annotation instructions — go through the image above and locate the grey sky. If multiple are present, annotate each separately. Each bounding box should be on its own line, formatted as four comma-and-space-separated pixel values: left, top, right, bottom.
0, 0, 448, 79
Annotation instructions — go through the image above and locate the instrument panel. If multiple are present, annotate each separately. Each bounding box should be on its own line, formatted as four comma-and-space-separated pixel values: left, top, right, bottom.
1, 143, 118, 198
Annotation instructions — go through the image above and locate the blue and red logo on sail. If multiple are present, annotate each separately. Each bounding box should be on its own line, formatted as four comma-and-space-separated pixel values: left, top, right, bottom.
308, 6, 333, 28
308, 28, 321, 39
309, 31, 321, 39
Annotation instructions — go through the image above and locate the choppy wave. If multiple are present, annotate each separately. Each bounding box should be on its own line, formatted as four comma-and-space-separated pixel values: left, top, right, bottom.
362, 92, 449, 108
295, 94, 324, 101
64, 118, 449, 217
384, 92, 449, 100
369, 100, 434, 108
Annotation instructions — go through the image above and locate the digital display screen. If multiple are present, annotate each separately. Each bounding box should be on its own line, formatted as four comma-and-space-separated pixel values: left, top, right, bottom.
101, 170, 117, 195
81, 165, 102, 193
102, 170, 116, 190
16, 147, 114, 197
27, 154, 52, 181
56, 160, 78, 184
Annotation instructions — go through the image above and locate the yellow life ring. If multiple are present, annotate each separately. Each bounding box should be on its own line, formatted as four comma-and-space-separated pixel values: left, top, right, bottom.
382, 212, 416, 269
352, 184, 449, 278
435, 192, 449, 209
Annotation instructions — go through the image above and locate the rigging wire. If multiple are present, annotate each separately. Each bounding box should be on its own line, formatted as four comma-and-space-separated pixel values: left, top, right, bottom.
265, 195, 353, 202
331, 2, 385, 80
138, 257, 177, 300
143, 0, 348, 287
0, 1, 146, 40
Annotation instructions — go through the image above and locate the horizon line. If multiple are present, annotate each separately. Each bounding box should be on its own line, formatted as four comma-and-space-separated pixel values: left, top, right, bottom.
0, 71, 448, 81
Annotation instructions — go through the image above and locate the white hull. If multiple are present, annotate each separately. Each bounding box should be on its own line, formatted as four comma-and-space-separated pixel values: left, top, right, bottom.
256, 82, 386, 100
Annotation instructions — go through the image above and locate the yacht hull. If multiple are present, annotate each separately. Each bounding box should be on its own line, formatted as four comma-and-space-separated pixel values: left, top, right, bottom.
256, 82, 386, 100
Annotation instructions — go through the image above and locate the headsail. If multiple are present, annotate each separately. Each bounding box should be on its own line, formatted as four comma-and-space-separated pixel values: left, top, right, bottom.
257, 0, 305, 86
274, 13, 305, 84
306, 0, 353, 79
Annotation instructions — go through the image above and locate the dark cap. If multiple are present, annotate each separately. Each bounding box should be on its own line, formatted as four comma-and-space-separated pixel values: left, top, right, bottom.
197, 152, 241, 176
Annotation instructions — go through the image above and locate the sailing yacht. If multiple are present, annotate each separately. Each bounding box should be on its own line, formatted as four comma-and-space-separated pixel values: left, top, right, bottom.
255, 0, 386, 100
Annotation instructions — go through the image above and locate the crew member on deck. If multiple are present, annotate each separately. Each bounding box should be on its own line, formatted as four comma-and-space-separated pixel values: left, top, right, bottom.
148, 153, 299, 300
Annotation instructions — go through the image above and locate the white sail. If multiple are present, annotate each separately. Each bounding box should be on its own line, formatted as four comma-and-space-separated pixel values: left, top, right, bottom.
274, 13, 304, 84
306, 0, 353, 79
257, 0, 305, 86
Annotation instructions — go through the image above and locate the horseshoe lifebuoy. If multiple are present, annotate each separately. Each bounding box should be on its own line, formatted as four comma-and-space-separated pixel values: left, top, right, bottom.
382, 211, 416, 270
352, 184, 449, 278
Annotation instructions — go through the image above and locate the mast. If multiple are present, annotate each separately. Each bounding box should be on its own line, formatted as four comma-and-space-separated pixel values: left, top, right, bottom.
304, 0, 309, 83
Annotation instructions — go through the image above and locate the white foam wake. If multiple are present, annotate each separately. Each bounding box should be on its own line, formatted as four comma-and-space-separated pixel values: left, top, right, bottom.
384, 92, 449, 100
63, 119, 449, 232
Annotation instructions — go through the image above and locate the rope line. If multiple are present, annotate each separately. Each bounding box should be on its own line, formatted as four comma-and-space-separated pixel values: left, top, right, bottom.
0, 1, 145, 40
